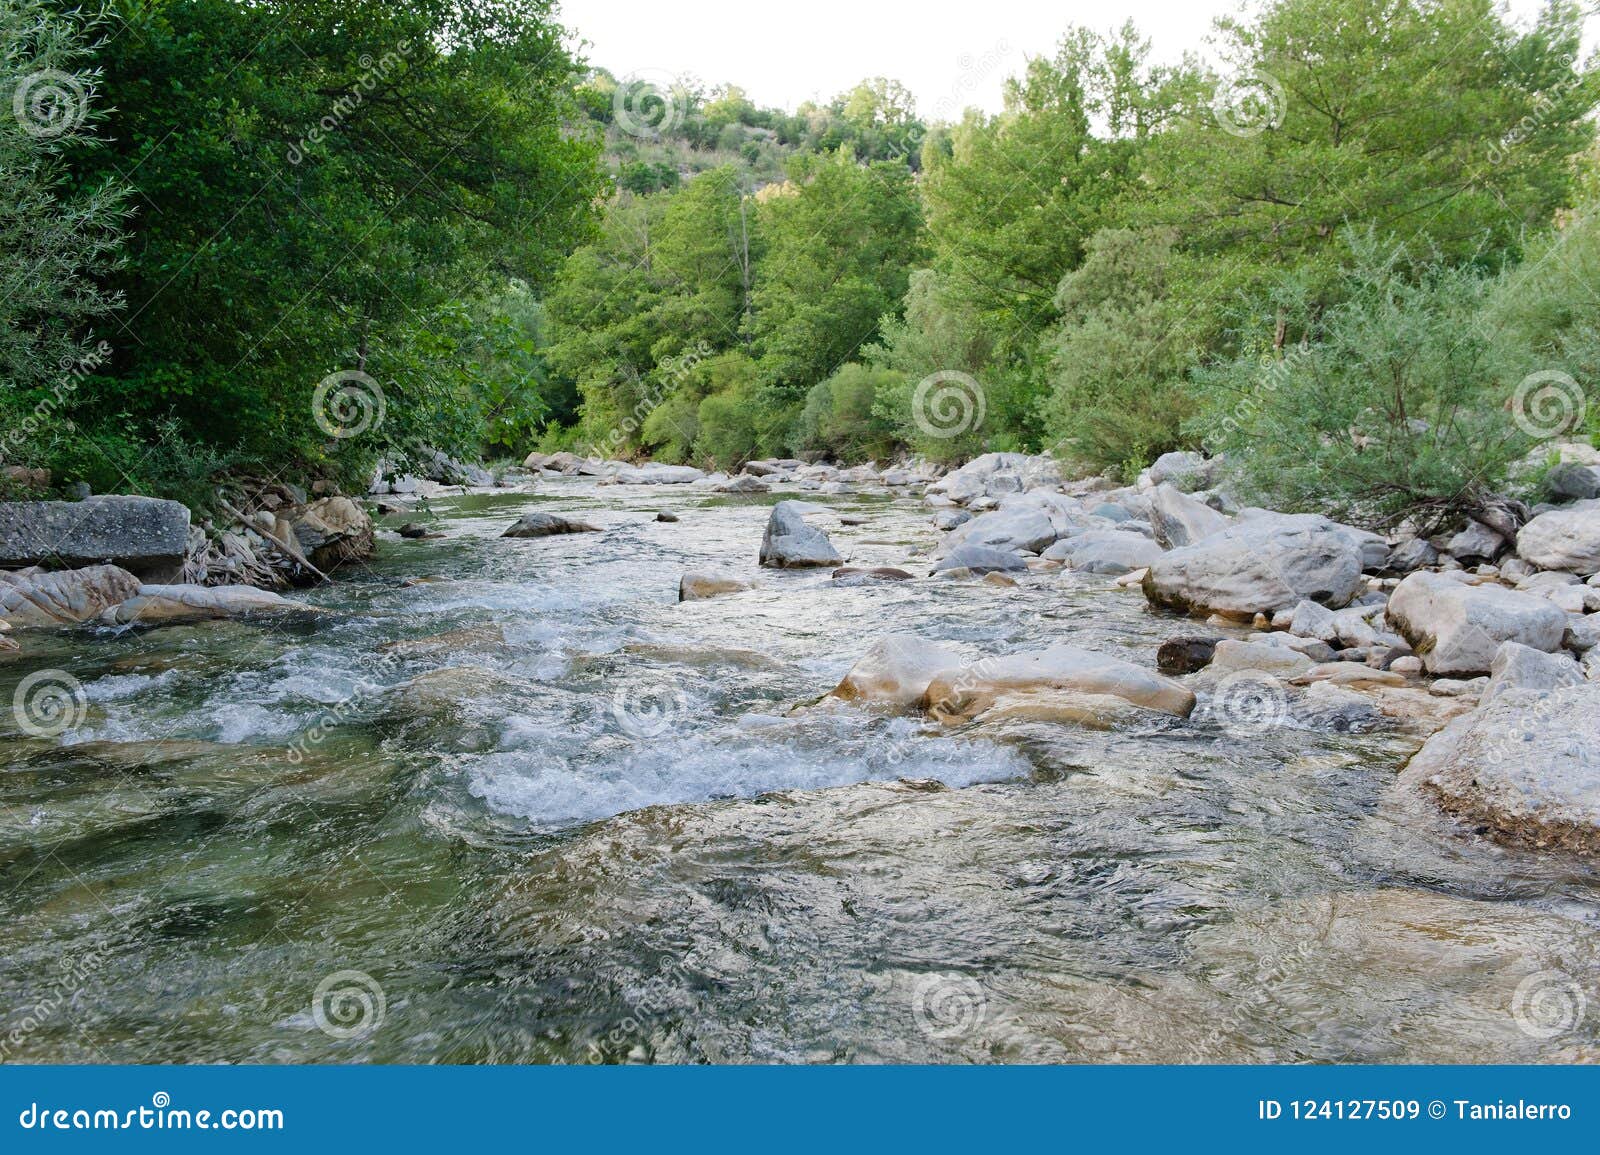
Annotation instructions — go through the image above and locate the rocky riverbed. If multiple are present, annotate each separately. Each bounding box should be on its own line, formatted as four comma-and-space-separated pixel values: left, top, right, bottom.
1, 454, 1598, 1062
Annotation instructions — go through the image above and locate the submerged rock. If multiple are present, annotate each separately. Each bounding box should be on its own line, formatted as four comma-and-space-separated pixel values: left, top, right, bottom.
502, 511, 603, 538
929, 544, 1027, 576
1386, 571, 1567, 675
1156, 636, 1220, 675
759, 501, 843, 568
831, 566, 915, 584
830, 634, 965, 709
922, 644, 1196, 723
679, 570, 754, 601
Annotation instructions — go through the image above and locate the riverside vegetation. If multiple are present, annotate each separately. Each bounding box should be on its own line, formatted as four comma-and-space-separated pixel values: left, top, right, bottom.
2, 0, 1600, 1063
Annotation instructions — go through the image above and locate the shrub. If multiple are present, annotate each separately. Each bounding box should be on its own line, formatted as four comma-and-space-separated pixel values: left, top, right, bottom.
793, 364, 904, 461
1191, 235, 1541, 532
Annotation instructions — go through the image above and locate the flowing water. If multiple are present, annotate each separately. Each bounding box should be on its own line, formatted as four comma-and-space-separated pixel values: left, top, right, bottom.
2, 480, 1598, 1063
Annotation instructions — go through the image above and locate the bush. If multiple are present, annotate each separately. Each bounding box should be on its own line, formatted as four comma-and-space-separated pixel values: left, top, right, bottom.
1191, 235, 1541, 532
793, 364, 904, 461
1040, 229, 1207, 478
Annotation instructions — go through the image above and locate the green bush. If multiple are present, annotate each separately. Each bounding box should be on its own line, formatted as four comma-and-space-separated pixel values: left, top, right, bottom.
1192, 235, 1541, 532
793, 364, 904, 461
1040, 229, 1208, 478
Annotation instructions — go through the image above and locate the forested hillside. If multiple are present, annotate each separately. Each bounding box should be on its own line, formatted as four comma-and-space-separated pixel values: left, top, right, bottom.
2, 0, 1598, 530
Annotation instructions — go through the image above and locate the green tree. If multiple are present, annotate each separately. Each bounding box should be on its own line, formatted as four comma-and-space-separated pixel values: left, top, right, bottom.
749, 151, 925, 398
70, 0, 602, 482
0, 0, 126, 414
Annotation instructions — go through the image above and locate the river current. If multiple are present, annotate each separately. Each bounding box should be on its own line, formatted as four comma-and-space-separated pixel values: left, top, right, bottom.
2, 479, 1597, 1062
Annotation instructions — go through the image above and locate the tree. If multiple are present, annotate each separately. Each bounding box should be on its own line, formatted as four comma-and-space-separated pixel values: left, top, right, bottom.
749, 151, 925, 398
0, 0, 126, 423
69, 0, 603, 480
1144, 0, 1597, 309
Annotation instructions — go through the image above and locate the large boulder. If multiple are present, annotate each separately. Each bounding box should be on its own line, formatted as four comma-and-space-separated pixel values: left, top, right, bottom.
1044, 530, 1164, 576
288, 497, 374, 570
1517, 501, 1600, 575
758, 501, 842, 568
502, 511, 602, 538
1546, 462, 1600, 501
1148, 484, 1229, 548
99, 584, 315, 626
0, 496, 189, 580
608, 464, 705, 485
1386, 571, 1568, 675
1142, 513, 1365, 617
0, 565, 142, 627
829, 634, 964, 710
1398, 683, 1600, 853
937, 505, 1058, 557
1146, 451, 1216, 491
922, 644, 1196, 723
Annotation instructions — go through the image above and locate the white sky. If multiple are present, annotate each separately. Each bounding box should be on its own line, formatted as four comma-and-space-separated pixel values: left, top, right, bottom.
561, 0, 1590, 117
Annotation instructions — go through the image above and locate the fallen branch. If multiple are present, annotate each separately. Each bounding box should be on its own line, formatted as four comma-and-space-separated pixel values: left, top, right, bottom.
217, 498, 333, 585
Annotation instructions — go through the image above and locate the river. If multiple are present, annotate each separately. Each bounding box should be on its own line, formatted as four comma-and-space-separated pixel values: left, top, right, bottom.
2, 478, 1597, 1063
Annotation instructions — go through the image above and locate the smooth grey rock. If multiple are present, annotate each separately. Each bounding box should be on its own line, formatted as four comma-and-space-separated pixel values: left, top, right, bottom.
930, 545, 1028, 575
932, 509, 971, 532
1044, 531, 1164, 576
1147, 451, 1215, 491
0, 496, 190, 581
1384, 538, 1439, 574
1386, 571, 1569, 675
1444, 519, 1504, 563
1142, 513, 1365, 617
1149, 484, 1230, 549
1517, 501, 1600, 575
1399, 683, 1600, 853
1546, 462, 1600, 501
1483, 641, 1585, 704
759, 501, 842, 568
502, 512, 602, 538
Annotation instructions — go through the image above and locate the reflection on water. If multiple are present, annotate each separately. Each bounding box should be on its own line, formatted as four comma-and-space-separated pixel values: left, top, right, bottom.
1, 481, 1597, 1063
